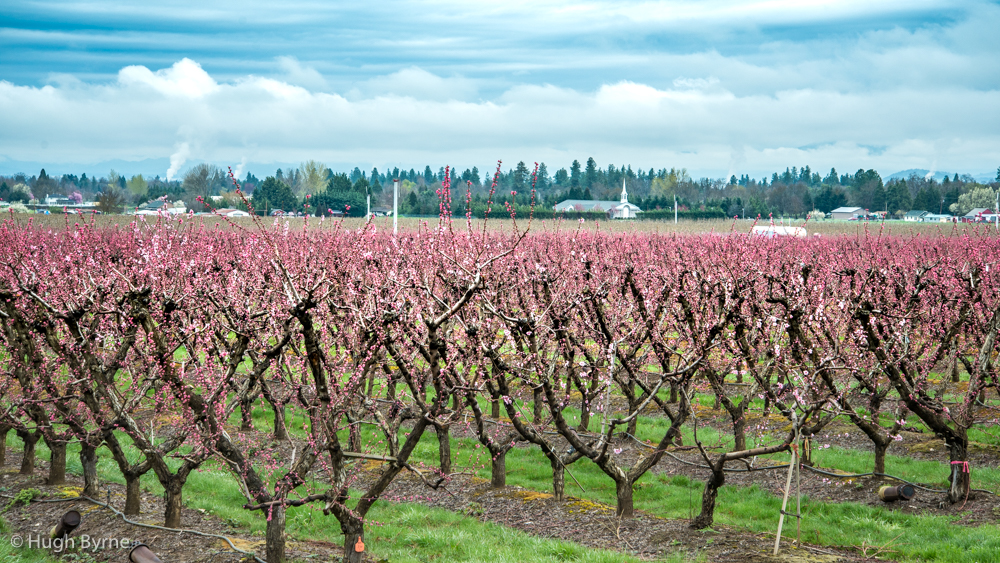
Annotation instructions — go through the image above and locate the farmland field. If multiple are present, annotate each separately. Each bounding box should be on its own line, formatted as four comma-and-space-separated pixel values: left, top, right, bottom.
1, 213, 998, 563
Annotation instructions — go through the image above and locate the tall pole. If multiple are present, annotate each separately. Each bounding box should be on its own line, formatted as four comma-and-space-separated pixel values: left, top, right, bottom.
393, 178, 399, 235
674, 194, 677, 224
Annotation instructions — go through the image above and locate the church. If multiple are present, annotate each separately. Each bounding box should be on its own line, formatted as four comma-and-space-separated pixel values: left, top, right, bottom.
553, 180, 643, 219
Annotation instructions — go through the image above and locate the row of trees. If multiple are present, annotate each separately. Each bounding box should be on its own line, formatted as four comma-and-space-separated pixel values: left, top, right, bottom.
6, 162, 999, 219
2, 189, 998, 561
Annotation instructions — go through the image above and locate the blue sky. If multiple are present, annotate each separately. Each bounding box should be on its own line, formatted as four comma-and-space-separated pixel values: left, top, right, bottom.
1, 0, 999, 180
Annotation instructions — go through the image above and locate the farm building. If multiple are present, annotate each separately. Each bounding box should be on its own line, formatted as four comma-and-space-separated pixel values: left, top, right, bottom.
829, 206, 864, 220
904, 210, 929, 222
750, 225, 807, 238
554, 180, 642, 219
922, 213, 954, 222
962, 208, 995, 223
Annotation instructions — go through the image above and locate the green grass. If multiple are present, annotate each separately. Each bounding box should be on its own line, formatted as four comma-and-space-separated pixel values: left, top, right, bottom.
7, 397, 1000, 563
0, 518, 60, 563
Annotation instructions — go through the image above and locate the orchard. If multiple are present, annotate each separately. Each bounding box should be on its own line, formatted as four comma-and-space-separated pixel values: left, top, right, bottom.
1, 174, 999, 563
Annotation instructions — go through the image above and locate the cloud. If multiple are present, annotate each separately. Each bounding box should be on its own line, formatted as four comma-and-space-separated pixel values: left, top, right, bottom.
118, 58, 218, 98
349, 67, 478, 102
2, 1, 999, 177
275, 56, 328, 91
1, 57, 998, 179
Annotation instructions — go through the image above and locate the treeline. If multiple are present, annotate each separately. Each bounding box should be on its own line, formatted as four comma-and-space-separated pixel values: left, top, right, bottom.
4, 160, 999, 218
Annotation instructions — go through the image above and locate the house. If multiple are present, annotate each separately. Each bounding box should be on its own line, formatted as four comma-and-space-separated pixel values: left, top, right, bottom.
961, 208, 994, 223
135, 199, 187, 215
830, 206, 864, 220
750, 225, 807, 238
554, 180, 642, 219
921, 213, 954, 223
213, 208, 250, 217
903, 210, 929, 222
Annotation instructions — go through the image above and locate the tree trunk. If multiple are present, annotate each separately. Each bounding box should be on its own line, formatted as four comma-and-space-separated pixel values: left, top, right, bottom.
386, 376, 397, 402
491, 449, 506, 488
533, 387, 544, 423
691, 470, 724, 529
46, 439, 67, 485
163, 482, 184, 528
265, 504, 286, 563
491, 398, 500, 419
669, 381, 678, 404
0, 427, 8, 466
948, 442, 970, 504
732, 411, 747, 452
437, 424, 451, 475
578, 402, 590, 432
124, 474, 142, 516
342, 523, 365, 563
627, 400, 639, 437
272, 402, 288, 441
80, 443, 100, 497
348, 422, 362, 453
240, 398, 254, 431
873, 440, 888, 475
550, 458, 565, 501
615, 479, 634, 518
18, 430, 38, 475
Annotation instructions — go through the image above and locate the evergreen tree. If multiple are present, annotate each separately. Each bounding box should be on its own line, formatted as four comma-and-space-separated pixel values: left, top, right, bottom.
250, 176, 298, 215
570, 160, 582, 188
554, 168, 569, 187
536, 162, 549, 191
885, 180, 912, 213
585, 157, 598, 188
912, 185, 942, 213
513, 161, 529, 192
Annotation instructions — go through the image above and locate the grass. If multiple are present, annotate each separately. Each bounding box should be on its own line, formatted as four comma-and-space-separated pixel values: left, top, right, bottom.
1, 433, 645, 563
0, 518, 61, 563
6, 394, 1000, 563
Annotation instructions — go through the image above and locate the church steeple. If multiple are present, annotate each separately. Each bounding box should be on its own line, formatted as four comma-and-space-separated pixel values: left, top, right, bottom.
620, 178, 629, 204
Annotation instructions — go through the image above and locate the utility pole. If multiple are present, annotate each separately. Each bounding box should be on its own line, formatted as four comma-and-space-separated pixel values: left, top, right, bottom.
674, 195, 677, 224
393, 178, 399, 235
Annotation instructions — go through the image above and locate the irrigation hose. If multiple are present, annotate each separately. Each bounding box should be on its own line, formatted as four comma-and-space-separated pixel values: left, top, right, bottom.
0, 491, 267, 563
622, 432, 997, 496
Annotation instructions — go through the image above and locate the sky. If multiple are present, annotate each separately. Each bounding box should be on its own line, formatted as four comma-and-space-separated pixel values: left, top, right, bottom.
1, 0, 999, 181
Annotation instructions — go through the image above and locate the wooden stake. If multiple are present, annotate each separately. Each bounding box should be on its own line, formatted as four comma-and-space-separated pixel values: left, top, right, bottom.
774, 423, 799, 556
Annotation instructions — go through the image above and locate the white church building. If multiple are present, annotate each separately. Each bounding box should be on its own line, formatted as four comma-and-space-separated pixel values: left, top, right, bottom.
554, 180, 643, 219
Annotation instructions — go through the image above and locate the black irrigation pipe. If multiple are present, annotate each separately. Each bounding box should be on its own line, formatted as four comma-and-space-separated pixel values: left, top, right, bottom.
0, 491, 267, 563
623, 433, 997, 496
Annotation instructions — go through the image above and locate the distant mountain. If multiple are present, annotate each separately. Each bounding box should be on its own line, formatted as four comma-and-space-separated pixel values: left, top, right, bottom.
886, 169, 953, 182
0, 157, 304, 182
0, 157, 172, 179
887, 169, 996, 184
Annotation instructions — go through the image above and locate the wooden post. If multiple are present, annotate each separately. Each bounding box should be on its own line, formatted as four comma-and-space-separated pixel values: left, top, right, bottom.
774, 419, 799, 556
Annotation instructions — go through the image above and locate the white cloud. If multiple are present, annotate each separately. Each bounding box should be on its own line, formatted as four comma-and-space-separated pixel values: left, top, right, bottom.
1, 57, 997, 179
118, 58, 218, 98
349, 67, 478, 102
275, 56, 328, 91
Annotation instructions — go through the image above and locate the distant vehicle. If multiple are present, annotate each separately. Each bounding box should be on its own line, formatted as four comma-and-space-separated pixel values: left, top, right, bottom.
750, 225, 807, 238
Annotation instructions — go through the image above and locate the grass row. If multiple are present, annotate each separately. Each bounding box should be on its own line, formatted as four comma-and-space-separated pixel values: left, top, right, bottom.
3, 392, 1000, 562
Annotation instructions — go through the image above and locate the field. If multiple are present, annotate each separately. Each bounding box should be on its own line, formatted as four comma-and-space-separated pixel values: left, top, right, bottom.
0, 213, 998, 563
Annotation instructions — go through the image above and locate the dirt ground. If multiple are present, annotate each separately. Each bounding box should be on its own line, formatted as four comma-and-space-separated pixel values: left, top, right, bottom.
2, 397, 998, 563
0, 446, 864, 563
